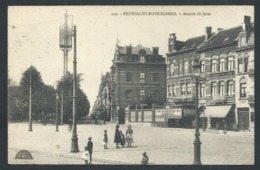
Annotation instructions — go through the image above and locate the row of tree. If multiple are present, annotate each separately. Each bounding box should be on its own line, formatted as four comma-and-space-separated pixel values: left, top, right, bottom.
8, 66, 90, 123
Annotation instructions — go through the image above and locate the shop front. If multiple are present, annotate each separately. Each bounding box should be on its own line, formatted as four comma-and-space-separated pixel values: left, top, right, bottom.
167, 107, 182, 127
200, 105, 235, 130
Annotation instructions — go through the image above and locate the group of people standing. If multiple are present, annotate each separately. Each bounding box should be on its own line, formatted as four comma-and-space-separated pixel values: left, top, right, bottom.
114, 125, 134, 148
81, 124, 149, 165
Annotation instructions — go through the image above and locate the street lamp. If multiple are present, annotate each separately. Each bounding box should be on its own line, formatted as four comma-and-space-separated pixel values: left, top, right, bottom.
56, 93, 59, 132
71, 24, 79, 153
192, 58, 202, 165
28, 66, 33, 132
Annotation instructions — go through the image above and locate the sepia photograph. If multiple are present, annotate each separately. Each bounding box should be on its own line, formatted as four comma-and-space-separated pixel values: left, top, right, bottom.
7, 6, 254, 165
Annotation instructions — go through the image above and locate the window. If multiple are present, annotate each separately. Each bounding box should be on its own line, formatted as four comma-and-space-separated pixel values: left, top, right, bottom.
126, 90, 132, 99
219, 58, 225, 72
219, 81, 225, 95
200, 83, 205, 98
140, 90, 145, 101
227, 80, 234, 96
238, 57, 249, 73
140, 73, 145, 83
172, 84, 175, 96
244, 58, 248, 72
153, 73, 159, 82
184, 61, 189, 74
211, 82, 217, 96
178, 62, 182, 75
239, 36, 246, 47
240, 78, 247, 98
181, 83, 186, 95
140, 56, 145, 63
187, 83, 192, 95
238, 59, 243, 73
126, 72, 132, 82
189, 60, 192, 74
200, 61, 205, 73
228, 56, 235, 70
211, 59, 218, 72
170, 64, 174, 76
168, 85, 172, 97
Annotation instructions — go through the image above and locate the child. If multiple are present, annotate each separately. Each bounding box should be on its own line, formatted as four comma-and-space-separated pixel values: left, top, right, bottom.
126, 125, 134, 147
119, 130, 125, 147
103, 130, 108, 149
141, 152, 149, 165
81, 148, 88, 164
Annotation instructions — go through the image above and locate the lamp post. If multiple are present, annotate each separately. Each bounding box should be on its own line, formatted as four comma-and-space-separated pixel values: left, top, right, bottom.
203, 111, 206, 131
28, 66, 33, 132
71, 25, 79, 153
192, 58, 202, 165
55, 93, 59, 132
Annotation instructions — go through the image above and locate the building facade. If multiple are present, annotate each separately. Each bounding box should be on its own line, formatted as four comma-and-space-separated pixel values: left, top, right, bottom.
109, 44, 167, 122
166, 16, 254, 131
234, 17, 254, 131
166, 28, 214, 128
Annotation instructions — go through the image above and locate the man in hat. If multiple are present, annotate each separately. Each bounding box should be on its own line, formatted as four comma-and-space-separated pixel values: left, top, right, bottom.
86, 137, 93, 164
141, 152, 149, 165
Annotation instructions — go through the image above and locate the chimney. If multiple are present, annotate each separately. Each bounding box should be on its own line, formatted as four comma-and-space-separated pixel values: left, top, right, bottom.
244, 15, 251, 33
168, 33, 177, 52
205, 27, 212, 41
126, 44, 132, 55
152, 47, 159, 55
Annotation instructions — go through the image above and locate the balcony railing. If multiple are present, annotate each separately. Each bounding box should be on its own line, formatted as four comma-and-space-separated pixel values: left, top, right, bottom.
206, 95, 227, 104
172, 94, 195, 102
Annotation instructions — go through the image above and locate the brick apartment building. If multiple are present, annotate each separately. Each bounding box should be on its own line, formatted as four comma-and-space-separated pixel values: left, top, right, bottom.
108, 44, 167, 122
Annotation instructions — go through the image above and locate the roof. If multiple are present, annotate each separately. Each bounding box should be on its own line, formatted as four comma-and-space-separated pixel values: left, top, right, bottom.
178, 35, 206, 51
117, 45, 154, 55
200, 26, 242, 49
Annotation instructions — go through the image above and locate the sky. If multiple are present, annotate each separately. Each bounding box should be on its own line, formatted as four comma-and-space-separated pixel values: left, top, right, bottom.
8, 6, 254, 110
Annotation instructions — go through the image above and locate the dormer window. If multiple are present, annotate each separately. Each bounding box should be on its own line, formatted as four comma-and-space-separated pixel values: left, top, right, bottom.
140, 56, 145, 63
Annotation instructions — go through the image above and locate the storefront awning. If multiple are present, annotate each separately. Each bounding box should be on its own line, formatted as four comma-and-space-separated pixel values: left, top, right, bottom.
200, 105, 232, 118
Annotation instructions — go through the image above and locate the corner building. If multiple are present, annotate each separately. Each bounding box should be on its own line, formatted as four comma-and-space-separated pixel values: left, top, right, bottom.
110, 44, 166, 122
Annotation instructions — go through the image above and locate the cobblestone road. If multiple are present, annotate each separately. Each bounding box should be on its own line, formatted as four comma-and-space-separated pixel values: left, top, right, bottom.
8, 122, 254, 165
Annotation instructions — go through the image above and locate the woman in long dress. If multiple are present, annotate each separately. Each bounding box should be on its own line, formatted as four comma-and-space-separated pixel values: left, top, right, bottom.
114, 124, 121, 148
125, 125, 134, 147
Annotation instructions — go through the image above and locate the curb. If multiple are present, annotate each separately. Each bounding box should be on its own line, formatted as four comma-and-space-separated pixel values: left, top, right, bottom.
9, 147, 138, 164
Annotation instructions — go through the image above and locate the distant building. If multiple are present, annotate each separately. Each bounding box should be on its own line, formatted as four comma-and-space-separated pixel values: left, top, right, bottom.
109, 44, 166, 122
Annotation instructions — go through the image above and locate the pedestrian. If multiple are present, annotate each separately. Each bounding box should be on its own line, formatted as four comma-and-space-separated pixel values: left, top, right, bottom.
85, 137, 93, 164
103, 130, 108, 149
68, 118, 72, 131
125, 125, 134, 147
119, 130, 125, 147
141, 152, 149, 165
114, 124, 121, 148
81, 148, 89, 165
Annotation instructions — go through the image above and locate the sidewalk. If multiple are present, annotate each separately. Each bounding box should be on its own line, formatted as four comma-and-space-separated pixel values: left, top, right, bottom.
107, 122, 254, 137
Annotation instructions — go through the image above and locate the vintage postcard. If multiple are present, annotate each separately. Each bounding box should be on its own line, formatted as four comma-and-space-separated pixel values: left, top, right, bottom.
8, 6, 254, 165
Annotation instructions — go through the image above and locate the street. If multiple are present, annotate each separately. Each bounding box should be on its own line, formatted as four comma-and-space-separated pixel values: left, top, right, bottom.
8, 122, 254, 165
